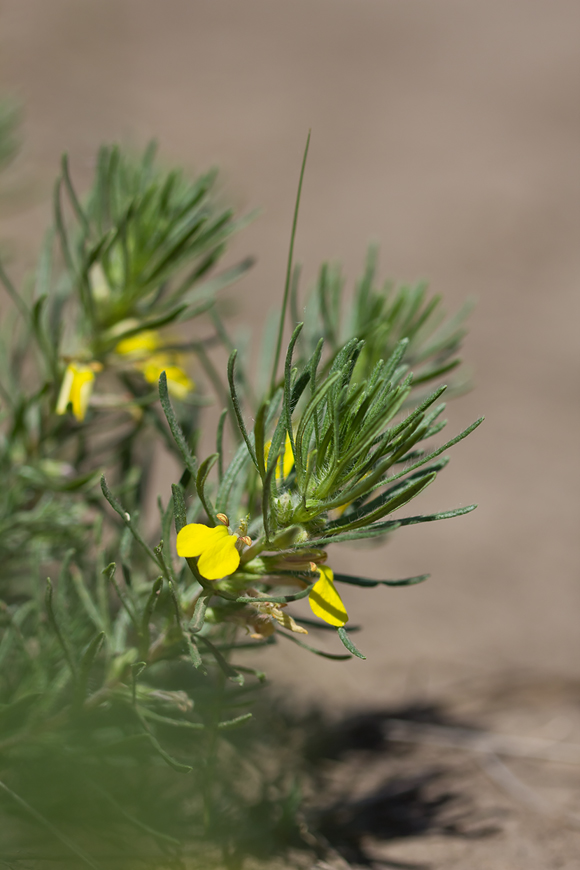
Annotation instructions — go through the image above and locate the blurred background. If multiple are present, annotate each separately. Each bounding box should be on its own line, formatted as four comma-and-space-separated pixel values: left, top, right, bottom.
0, 0, 578, 712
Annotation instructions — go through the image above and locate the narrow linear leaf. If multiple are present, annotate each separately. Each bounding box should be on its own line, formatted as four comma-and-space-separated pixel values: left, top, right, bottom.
217, 712, 253, 730
294, 503, 477, 548
77, 631, 105, 706
100, 476, 160, 565
197, 635, 244, 684
61, 153, 89, 232
70, 564, 106, 633
133, 716, 193, 774
283, 322, 304, 467
333, 573, 429, 588
45, 579, 78, 679
196, 453, 219, 524
216, 407, 228, 482
294, 616, 361, 632
270, 129, 310, 394
277, 629, 352, 660
236, 580, 317, 605
337, 626, 366, 660
140, 709, 205, 730
185, 634, 204, 670
140, 576, 163, 657
172, 483, 187, 533
103, 563, 140, 631
0, 258, 29, 321
158, 371, 197, 477
227, 350, 258, 469
189, 590, 212, 634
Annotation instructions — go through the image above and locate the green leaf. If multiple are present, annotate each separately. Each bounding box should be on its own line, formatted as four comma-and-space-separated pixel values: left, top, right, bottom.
188, 590, 212, 634
158, 371, 197, 478
171, 483, 187, 533
100, 475, 159, 565
133, 715, 193, 774
70, 563, 107, 633
140, 577, 163, 656
333, 573, 429, 588
337, 626, 366, 659
277, 630, 352, 660
327, 471, 438, 533
253, 399, 269, 482
45, 578, 78, 679
197, 635, 244, 684
236, 579, 317, 605
227, 349, 258, 469
77, 631, 105, 706
294, 503, 477, 548
216, 436, 253, 514
61, 153, 89, 233
103, 562, 140, 631
196, 453, 219, 523
216, 407, 228, 482
283, 321, 304, 470
270, 130, 310, 394
217, 712, 253, 730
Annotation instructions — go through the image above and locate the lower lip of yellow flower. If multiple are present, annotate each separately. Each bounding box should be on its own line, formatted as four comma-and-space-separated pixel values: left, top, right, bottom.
176, 523, 241, 580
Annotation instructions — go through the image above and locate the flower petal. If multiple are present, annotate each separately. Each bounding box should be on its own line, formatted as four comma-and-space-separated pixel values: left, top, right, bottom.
141, 358, 194, 399
309, 566, 348, 627
197, 532, 240, 580
281, 432, 294, 479
116, 330, 160, 357
56, 363, 95, 421
176, 523, 221, 558
56, 366, 75, 416
176, 523, 240, 579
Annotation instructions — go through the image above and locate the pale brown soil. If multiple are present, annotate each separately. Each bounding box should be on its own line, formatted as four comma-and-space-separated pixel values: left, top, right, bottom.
1, 1, 579, 866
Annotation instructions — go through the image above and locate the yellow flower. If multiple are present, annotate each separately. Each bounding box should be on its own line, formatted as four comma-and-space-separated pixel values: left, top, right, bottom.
56, 362, 96, 422
115, 330, 194, 400
141, 358, 194, 401
115, 331, 160, 357
176, 522, 240, 580
309, 565, 348, 627
264, 432, 294, 480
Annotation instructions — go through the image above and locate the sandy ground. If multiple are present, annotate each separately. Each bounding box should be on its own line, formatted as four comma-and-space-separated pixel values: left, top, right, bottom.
1, 1, 579, 866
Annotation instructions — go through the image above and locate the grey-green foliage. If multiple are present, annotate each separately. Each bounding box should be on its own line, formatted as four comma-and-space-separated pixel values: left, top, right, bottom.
0, 130, 269, 867
298, 244, 472, 390
50, 143, 251, 362
0, 127, 482, 868
0, 141, 251, 580
188, 325, 481, 664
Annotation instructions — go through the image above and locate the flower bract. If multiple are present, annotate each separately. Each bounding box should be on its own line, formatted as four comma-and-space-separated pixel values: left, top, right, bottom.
309, 565, 348, 626
56, 362, 95, 422
249, 601, 308, 639
176, 523, 240, 580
